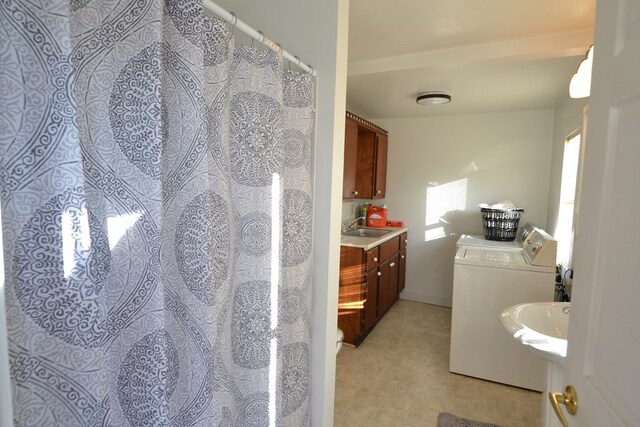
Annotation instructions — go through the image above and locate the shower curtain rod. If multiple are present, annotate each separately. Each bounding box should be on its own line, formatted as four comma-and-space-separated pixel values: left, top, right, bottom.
202, 0, 317, 76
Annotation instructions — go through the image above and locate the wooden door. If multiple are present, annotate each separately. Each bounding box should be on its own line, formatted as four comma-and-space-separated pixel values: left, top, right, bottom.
342, 117, 359, 199
560, 1, 640, 425
373, 133, 387, 199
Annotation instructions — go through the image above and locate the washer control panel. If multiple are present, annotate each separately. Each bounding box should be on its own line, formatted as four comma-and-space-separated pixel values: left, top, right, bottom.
523, 228, 557, 266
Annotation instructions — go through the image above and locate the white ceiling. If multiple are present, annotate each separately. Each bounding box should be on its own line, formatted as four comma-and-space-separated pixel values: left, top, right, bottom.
347, 0, 596, 118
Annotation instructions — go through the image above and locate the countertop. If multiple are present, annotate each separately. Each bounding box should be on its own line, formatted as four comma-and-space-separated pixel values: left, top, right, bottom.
340, 226, 409, 251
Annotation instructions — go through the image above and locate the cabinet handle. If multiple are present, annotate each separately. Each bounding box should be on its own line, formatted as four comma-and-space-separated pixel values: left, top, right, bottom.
376, 190, 381, 194
401, 255, 405, 259
353, 190, 359, 196
404, 239, 408, 244
373, 257, 378, 262
390, 262, 395, 268
377, 272, 382, 277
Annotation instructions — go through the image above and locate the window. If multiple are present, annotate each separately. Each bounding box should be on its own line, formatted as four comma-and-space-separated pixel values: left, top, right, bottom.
555, 130, 582, 267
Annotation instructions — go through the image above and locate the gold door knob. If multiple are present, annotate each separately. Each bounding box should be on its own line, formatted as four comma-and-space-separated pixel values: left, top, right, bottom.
549, 385, 578, 427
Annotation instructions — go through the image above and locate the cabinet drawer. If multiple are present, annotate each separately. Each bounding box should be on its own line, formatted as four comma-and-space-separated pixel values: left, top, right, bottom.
379, 237, 399, 263
365, 247, 379, 272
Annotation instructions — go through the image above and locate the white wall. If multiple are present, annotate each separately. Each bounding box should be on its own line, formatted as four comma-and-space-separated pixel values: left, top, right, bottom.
376, 110, 555, 307
194, 1, 349, 424
546, 97, 588, 238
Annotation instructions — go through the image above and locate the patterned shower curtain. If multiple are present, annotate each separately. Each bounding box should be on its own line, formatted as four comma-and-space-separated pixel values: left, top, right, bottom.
0, 0, 315, 425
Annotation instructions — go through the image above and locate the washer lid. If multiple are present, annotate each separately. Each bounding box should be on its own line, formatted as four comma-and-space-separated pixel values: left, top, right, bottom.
455, 246, 555, 273
458, 247, 526, 264
456, 234, 523, 249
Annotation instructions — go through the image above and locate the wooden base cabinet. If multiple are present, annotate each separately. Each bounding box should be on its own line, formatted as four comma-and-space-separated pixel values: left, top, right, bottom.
338, 232, 408, 346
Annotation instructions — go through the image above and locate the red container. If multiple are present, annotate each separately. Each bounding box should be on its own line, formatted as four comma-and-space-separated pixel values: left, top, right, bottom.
386, 220, 405, 227
366, 205, 387, 228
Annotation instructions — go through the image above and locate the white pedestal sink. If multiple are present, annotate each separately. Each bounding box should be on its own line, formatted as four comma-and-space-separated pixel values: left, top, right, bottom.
500, 302, 570, 427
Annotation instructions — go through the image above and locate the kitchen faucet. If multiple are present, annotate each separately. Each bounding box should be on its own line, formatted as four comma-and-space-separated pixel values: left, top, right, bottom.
342, 216, 365, 232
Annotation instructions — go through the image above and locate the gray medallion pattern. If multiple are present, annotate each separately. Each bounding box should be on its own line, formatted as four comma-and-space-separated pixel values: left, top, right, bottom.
282, 129, 308, 168
207, 97, 230, 174
279, 288, 305, 324
282, 190, 312, 267
70, 0, 92, 12
12, 188, 110, 348
109, 43, 162, 179
164, 0, 232, 67
175, 191, 230, 306
234, 45, 279, 71
1, 1, 315, 425
117, 329, 179, 426
231, 91, 283, 187
220, 407, 234, 427
164, 0, 202, 45
237, 392, 270, 427
280, 342, 310, 416
283, 70, 314, 108
237, 211, 272, 257
232, 281, 272, 369
203, 15, 233, 67
0, 0, 78, 195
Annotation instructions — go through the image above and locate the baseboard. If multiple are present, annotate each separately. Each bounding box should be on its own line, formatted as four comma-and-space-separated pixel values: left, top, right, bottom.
399, 291, 452, 308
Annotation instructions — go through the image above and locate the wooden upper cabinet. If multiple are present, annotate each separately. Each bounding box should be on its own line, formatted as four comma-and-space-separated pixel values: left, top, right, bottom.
343, 112, 389, 200
342, 117, 359, 199
373, 132, 388, 199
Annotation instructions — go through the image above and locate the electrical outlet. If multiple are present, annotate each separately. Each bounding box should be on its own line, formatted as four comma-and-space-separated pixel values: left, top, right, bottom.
350, 203, 355, 216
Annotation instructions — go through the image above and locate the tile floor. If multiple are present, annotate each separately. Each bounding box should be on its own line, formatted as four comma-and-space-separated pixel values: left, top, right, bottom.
334, 300, 542, 427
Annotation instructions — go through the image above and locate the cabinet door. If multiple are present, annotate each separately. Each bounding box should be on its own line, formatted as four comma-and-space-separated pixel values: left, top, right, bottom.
363, 269, 379, 333
398, 249, 407, 294
373, 132, 388, 199
342, 117, 359, 199
337, 246, 366, 345
378, 253, 399, 317
388, 253, 399, 307
399, 232, 408, 250
355, 130, 375, 199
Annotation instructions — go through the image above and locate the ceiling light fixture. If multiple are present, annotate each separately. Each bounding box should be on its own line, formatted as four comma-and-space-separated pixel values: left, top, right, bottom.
416, 92, 452, 105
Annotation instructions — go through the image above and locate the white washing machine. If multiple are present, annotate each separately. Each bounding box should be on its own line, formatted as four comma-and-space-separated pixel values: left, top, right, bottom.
449, 229, 556, 391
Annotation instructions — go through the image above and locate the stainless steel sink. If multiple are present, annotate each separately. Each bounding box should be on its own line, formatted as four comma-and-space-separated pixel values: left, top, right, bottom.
342, 228, 391, 238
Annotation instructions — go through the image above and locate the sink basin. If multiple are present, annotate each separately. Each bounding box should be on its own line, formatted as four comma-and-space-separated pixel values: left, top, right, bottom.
500, 302, 570, 364
342, 228, 392, 238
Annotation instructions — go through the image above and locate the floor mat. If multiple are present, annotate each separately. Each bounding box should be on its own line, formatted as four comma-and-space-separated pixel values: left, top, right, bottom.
437, 412, 502, 427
